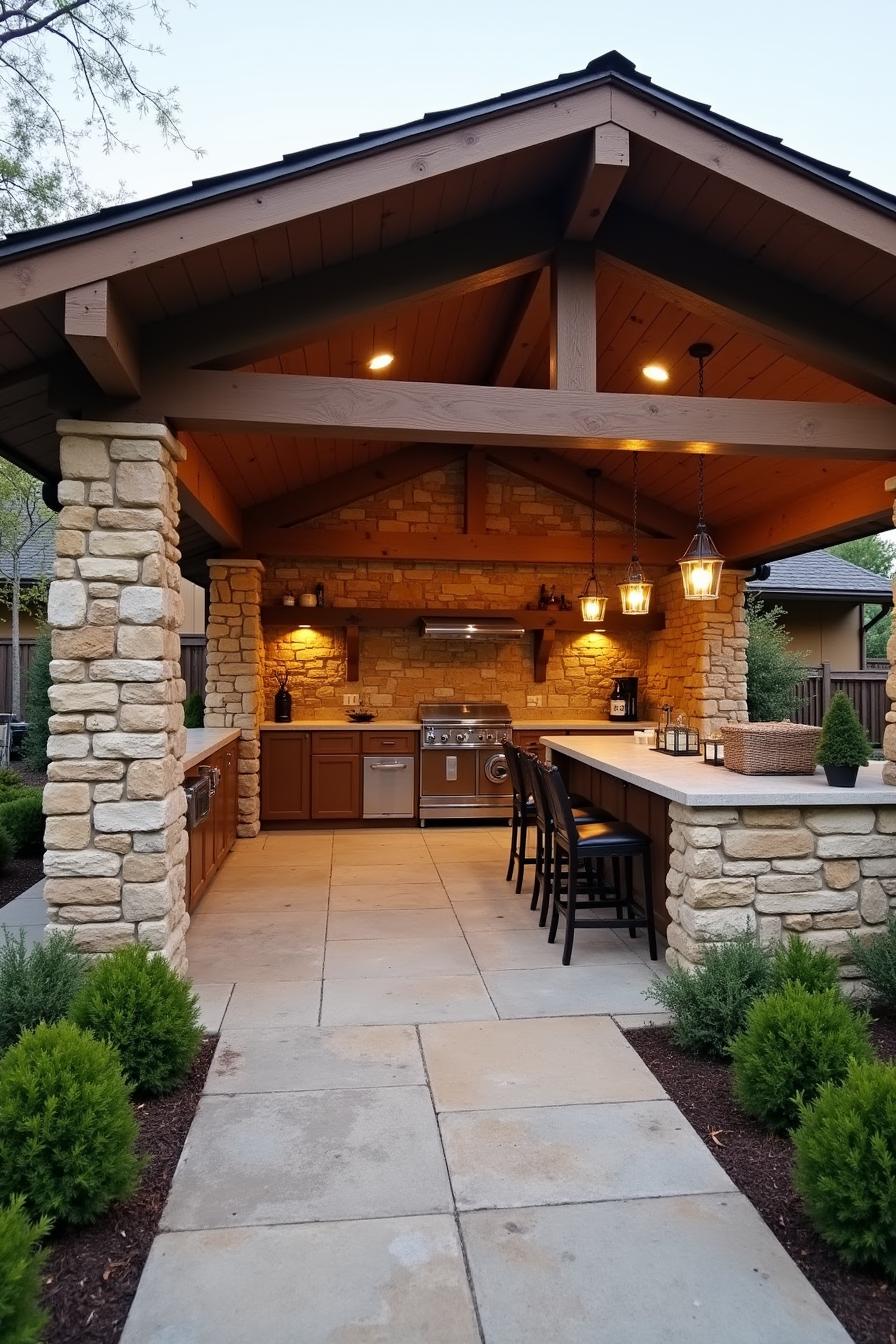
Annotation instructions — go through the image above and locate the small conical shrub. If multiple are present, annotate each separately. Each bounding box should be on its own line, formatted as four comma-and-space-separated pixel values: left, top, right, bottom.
769, 934, 839, 995
0, 929, 86, 1052
22, 630, 50, 773
184, 691, 204, 728
0, 1197, 49, 1344
816, 691, 871, 768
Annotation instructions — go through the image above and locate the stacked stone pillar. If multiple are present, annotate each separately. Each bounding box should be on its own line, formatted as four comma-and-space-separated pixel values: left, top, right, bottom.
884, 474, 896, 786
205, 559, 265, 837
43, 421, 189, 969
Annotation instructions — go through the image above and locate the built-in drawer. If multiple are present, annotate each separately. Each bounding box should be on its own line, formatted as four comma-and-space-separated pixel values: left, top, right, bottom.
362, 731, 416, 755
311, 731, 360, 755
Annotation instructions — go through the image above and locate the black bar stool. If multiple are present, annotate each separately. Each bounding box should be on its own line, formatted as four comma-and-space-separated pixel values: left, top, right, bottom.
520, 750, 614, 926
502, 739, 537, 893
539, 759, 658, 966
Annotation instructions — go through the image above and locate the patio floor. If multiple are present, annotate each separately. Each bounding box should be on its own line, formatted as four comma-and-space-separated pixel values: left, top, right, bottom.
117, 825, 849, 1343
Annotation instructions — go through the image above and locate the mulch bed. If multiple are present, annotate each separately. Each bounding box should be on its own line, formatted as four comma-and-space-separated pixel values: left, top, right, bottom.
40, 1036, 216, 1344
0, 852, 44, 911
626, 1019, 896, 1344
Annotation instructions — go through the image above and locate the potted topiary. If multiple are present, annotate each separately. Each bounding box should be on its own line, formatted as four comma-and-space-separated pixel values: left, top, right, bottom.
816, 691, 871, 787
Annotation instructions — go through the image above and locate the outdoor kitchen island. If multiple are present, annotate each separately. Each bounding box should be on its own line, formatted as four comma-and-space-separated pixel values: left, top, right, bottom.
542, 735, 896, 983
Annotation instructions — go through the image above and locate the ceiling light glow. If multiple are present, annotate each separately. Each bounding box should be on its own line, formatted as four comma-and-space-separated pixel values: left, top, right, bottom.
367, 352, 394, 371
641, 363, 669, 383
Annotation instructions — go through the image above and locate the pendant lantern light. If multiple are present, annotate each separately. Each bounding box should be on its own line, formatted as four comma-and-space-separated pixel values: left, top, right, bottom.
578, 469, 608, 623
619, 452, 653, 615
680, 342, 725, 601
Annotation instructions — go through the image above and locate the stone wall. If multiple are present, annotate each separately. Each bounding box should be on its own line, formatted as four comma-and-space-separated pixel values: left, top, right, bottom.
666, 802, 896, 987
646, 569, 749, 736
884, 475, 896, 786
204, 560, 265, 837
44, 421, 188, 969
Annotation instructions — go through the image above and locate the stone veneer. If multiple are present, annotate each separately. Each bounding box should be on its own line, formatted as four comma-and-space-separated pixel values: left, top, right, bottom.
43, 421, 188, 969
204, 560, 265, 837
666, 803, 896, 987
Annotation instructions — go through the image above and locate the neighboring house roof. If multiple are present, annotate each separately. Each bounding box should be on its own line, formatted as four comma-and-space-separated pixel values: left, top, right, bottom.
0, 50, 894, 260
0, 513, 55, 583
747, 549, 894, 604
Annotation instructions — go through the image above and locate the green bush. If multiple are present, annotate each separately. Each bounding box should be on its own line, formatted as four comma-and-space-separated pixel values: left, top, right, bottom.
0, 828, 13, 875
0, 1021, 140, 1225
0, 790, 43, 857
849, 916, 896, 1010
816, 690, 871, 768
70, 943, 203, 1096
794, 1060, 896, 1279
184, 690, 204, 729
769, 935, 840, 995
745, 594, 807, 722
22, 631, 50, 774
0, 767, 24, 791
0, 929, 86, 1053
731, 984, 873, 1132
0, 1197, 49, 1344
645, 932, 773, 1058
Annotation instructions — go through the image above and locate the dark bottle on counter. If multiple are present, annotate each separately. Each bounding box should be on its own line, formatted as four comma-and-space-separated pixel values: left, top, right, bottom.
274, 686, 293, 722
315, 582, 325, 607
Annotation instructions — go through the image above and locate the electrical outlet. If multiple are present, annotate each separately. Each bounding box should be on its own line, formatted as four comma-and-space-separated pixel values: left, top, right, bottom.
527, 695, 543, 707
343, 693, 360, 706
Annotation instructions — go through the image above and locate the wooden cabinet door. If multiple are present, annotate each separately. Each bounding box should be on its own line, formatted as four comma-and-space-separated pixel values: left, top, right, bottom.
261, 733, 310, 820
311, 753, 361, 820
221, 743, 238, 847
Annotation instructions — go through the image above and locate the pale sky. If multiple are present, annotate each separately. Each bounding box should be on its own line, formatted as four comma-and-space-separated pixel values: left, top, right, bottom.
72, 0, 896, 206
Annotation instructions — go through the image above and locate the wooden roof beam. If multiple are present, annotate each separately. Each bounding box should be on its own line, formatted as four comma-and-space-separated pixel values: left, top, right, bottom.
177, 433, 243, 548
598, 205, 896, 402
484, 445, 691, 538
550, 244, 596, 392
242, 523, 681, 566
244, 443, 464, 531
565, 124, 629, 242
143, 201, 561, 372
492, 269, 549, 387
716, 463, 893, 564
64, 280, 139, 397
132, 369, 896, 460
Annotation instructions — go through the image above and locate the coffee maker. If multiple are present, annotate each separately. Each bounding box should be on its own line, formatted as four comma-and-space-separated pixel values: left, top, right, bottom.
609, 676, 638, 722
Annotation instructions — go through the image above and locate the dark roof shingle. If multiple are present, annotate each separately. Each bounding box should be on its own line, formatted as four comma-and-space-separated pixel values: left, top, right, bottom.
747, 549, 893, 603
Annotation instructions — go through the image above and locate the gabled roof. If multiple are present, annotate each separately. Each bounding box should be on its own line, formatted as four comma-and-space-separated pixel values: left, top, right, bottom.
747, 549, 894, 604
0, 512, 55, 582
1, 50, 895, 259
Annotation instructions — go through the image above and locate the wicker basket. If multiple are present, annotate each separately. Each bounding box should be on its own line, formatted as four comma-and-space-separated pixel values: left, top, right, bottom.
720, 722, 822, 776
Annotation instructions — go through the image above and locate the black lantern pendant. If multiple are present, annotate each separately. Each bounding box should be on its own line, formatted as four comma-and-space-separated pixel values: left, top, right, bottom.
579, 469, 608, 623
680, 343, 725, 601
619, 453, 652, 615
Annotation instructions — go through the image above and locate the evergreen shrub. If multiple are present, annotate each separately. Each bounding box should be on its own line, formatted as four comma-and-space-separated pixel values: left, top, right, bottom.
849, 917, 896, 1011
645, 932, 773, 1058
769, 935, 840, 995
22, 632, 50, 773
0, 1197, 49, 1344
184, 691, 204, 728
0, 790, 44, 856
816, 691, 871, 768
0, 929, 86, 1052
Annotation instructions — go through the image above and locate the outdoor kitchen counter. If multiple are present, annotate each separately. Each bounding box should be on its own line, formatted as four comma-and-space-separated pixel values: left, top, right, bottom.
541, 735, 894, 808
260, 720, 421, 731
183, 727, 241, 772
514, 719, 657, 730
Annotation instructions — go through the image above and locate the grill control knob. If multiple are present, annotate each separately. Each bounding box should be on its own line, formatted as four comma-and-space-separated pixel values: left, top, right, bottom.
425, 730, 435, 744
440, 732, 449, 743
456, 732, 465, 743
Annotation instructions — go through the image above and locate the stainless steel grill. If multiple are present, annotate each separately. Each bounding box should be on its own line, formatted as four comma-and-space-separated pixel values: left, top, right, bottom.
417, 702, 513, 822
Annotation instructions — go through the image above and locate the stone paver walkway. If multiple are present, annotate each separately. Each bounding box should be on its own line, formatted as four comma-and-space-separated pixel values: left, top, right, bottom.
12, 828, 849, 1342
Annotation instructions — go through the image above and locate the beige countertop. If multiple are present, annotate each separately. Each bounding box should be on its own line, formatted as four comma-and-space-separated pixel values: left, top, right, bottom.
261, 720, 421, 731
542, 734, 894, 807
514, 719, 657, 730
183, 727, 241, 771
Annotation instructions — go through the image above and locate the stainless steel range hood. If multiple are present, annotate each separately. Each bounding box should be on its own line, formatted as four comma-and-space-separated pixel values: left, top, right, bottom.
420, 617, 525, 640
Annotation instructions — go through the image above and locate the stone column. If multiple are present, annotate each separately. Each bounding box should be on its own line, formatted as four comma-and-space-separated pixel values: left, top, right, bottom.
43, 421, 189, 970
884, 474, 896, 786
205, 559, 264, 837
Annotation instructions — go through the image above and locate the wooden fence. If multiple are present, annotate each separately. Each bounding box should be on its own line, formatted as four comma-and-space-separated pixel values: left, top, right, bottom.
793, 663, 889, 745
0, 635, 208, 716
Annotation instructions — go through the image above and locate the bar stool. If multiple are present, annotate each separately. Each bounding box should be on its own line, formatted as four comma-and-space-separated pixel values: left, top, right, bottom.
520, 750, 614, 926
502, 739, 537, 893
539, 760, 658, 966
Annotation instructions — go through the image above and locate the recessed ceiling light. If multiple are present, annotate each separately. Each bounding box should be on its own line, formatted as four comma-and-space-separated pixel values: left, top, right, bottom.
367, 352, 394, 371
642, 363, 669, 383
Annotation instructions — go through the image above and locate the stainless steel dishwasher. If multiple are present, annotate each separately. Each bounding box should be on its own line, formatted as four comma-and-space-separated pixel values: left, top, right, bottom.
363, 755, 416, 818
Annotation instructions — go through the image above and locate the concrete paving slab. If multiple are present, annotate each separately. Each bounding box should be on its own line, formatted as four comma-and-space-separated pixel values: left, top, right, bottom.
421, 1017, 663, 1111
192, 982, 233, 1034
445, 879, 523, 901
0, 895, 48, 926
326, 909, 461, 941
451, 898, 542, 932
482, 963, 659, 1018
162, 1086, 452, 1228
321, 973, 497, 1026
221, 979, 321, 1029
206, 1025, 424, 1093
329, 884, 451, 910
188, 909, 327, 938
200, 884, 329, 911
331, 863, 437, 886
461, 1195, 852, 1344
441, 1100, 732, 1210
0, 922, 42, 948
466, 927, 636, 971
122, 1216, 481, 1344
186, 931, 324, 984
325, 936, 477, 979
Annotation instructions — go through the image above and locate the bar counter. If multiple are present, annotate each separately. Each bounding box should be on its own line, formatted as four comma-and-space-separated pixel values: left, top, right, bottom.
542, 734, 896, 978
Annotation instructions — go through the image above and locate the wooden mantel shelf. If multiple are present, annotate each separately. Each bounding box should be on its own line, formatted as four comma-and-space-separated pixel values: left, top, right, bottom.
261, 605, 665, 683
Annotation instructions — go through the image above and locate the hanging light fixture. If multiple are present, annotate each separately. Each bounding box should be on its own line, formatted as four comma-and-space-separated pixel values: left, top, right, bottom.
619, 453, 652, 615
578, 469, 608, 623
679, 342, 725, 601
